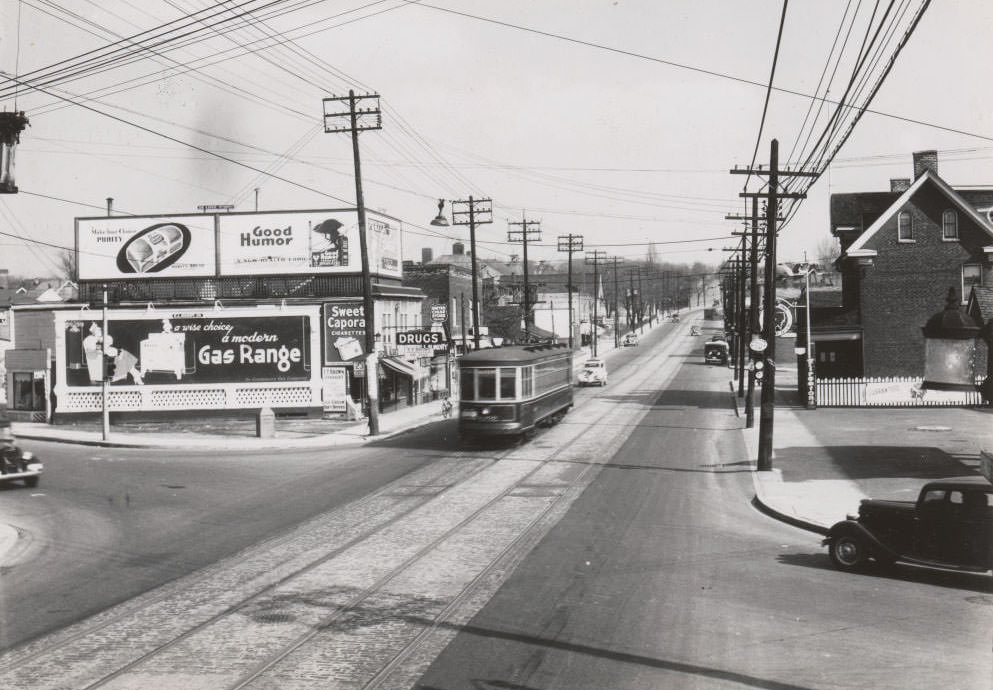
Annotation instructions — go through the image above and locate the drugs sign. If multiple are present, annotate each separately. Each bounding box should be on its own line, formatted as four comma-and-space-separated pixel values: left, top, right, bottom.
397, 331, 444, 346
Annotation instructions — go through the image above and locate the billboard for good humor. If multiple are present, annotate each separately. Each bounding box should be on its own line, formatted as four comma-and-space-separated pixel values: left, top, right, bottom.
63, 314, 310, 387
76, 215, 216, 280
217, 210, 401, 278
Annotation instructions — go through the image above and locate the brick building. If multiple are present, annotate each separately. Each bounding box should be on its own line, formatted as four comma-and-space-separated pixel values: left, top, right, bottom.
818, 150, 993, 379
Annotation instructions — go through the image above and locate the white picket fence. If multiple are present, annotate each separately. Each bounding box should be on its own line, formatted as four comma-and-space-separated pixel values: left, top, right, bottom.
816, 376, 986, 407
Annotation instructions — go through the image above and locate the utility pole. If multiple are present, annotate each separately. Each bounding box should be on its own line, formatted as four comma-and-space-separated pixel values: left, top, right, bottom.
557, 233, 584, 349
637, 267, 645, 332
605, 256, 624, 348
323, 90, 382, 436
733, 139, 812, 469
585, 250, 606, 357
628, 270, 636, 331
101, 284, 109, 441
452, 197, 492, 350
508, 212, 541, 335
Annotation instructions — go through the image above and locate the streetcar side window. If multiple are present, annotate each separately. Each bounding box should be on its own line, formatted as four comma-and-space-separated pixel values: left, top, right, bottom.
460, 369, 475, 400
534, 357, 569, 396
522, 366, 534, 398
500, 367, 517, 400
478, 368, 497, 400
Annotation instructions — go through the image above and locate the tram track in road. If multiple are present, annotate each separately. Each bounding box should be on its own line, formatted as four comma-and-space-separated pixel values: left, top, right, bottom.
0, 322, 698, 690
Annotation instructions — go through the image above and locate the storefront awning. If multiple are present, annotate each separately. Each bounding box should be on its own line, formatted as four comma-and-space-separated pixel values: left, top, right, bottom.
380, 356, 418, 378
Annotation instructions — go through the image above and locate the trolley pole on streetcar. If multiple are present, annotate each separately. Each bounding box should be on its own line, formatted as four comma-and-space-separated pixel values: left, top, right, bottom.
323, 90, 382, 435
557, 234, 584, 349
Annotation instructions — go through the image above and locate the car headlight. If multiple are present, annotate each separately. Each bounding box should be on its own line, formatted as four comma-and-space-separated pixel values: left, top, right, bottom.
27, 463, 43, 472
21, 451, 34, 461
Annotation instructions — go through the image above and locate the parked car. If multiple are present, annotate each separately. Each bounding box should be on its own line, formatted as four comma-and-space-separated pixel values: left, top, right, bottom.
622, 333, 639, 347
0, 419, 43, 488
823, 477, 993, 572
578, 358, 608, 386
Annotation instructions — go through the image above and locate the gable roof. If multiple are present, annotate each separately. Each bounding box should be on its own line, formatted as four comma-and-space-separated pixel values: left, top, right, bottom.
845, 170, 993, 256
967, 285, 993, 325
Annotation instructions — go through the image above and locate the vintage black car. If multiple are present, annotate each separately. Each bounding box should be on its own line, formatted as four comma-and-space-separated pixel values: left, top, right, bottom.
823, 477, 992, 572
1, 421, 43, 488
704, 338, 729, 366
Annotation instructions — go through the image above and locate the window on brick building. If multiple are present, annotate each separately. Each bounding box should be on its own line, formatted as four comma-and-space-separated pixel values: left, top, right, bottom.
942, 210, 958, 240
962, 264, 982, 304
897, 211, 913, 241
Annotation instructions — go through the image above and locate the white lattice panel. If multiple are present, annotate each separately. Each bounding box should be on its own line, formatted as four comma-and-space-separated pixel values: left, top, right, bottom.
235, 387, 314, 406
109, 390, 143, 409
150, 389, 227, 409
65, 391, 102, 412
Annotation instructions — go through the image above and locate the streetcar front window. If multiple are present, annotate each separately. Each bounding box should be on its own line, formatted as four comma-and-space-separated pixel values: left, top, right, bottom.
478, 368, 497, 399
460, 369, 475, 400
500, 368, 517, 399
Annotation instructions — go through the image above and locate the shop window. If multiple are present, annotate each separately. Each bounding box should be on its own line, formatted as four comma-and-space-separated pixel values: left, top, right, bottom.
12, 372, 44, 411
897, 211, 913, 241
942, 210, 958, 240
962, 264, 982, 303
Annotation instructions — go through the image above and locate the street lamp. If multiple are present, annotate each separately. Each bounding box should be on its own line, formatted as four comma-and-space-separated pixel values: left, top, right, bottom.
430, 199, 449, 227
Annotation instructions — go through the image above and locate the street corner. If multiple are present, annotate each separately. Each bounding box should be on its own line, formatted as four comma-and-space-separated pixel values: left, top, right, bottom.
0, 522, 21, 564
751, 467, 868, 535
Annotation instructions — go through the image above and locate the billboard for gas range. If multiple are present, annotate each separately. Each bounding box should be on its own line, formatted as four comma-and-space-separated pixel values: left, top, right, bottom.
63, 312, 311, 387
76, 209, 402, 280
218, 209, 401, 278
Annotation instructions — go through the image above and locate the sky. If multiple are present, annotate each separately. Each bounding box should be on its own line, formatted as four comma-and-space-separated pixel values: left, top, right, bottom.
1, 0, 991, 281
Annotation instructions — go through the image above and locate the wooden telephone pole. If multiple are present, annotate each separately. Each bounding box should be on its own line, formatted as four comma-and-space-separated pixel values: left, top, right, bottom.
557, 234, 584, 349
732, 139, 813, 470
508, 213, 541, 333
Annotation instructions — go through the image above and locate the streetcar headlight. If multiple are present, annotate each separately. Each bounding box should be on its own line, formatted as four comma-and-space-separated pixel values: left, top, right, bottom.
480, 407, 491, 415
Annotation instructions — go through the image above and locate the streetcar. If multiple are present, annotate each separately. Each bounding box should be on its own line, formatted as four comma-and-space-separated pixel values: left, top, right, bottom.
457, 343, 574, 441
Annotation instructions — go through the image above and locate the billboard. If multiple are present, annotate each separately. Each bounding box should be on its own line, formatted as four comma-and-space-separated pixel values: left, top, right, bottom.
77, 215, 216, 280
64, 314, 310, 387
218, 210, 401, 278
323, 302, 367, 364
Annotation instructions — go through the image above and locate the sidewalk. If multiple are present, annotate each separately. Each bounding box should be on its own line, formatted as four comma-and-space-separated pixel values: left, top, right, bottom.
10, 317, 669, 450
740, 341, 993, 534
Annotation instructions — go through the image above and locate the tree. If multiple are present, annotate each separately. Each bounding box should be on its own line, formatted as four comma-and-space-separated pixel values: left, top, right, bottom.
814, 235, 840, 267
58, 249, 77, 282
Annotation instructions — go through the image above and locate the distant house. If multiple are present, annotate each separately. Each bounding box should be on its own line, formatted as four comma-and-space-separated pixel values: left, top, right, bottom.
813, 150, 993, 379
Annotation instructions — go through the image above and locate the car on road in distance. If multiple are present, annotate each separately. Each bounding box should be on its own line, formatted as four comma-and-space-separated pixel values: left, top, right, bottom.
822, 476, 992, 573
704, 338, 729, 365
578, 358, 608, 386
622, 333, 639, 347
0, 418, 43, 488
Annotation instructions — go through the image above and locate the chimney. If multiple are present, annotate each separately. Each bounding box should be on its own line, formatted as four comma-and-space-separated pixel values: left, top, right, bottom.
421, 247, 433, 264
913, 150, 938, 179
890, 178, 911, 192
453, 242, 465, 255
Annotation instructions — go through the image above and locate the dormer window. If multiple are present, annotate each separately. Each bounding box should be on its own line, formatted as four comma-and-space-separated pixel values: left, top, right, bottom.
942, 210, 958, 240
897, 211, 913, 242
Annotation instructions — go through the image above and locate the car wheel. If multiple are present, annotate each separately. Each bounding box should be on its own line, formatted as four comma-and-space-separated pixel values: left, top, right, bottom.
829, 535, 867, 571
24, 476, 38, 488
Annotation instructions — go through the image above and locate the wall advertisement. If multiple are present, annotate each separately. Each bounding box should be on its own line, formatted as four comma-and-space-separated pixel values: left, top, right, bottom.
323, 301, 367, 364
64, 313, 311, 387
218, 210, 401, 278
76, 215, 216, 280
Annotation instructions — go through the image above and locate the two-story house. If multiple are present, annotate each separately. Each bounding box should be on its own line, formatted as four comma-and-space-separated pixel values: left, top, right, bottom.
815, 150, 993, 379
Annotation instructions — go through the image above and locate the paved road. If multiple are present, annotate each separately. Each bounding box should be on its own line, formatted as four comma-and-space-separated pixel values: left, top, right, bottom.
1, 321, 989, 689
